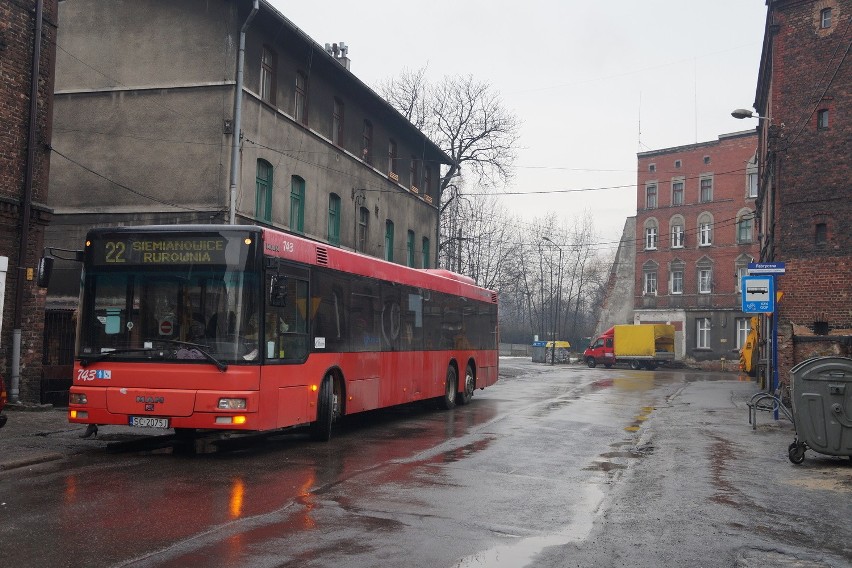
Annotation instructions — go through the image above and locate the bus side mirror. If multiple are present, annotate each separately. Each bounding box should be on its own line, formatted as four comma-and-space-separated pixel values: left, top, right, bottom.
269, 275, 288, 307
36, 256, 54, 288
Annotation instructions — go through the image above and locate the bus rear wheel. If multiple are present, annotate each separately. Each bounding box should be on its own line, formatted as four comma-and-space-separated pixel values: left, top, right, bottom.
310, 375, 336, 442
457, 364, 474, 405
441, 366, 457, 410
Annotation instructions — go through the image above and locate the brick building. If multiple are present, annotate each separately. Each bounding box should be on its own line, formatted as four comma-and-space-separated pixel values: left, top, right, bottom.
635, 131, 760, 364
0, 0, 57, 403
751, 0, 852, 387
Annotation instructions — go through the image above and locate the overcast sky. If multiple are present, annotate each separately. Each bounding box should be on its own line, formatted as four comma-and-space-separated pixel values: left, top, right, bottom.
268, 0, 769, 249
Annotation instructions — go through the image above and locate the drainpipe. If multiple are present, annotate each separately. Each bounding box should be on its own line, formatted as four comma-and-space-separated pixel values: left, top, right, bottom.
10, 0, 44, 403
228, 0, 259, 225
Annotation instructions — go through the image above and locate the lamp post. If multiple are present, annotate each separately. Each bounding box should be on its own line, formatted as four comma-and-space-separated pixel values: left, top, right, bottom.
542, 237, 563, 365
731, 108, 770, 121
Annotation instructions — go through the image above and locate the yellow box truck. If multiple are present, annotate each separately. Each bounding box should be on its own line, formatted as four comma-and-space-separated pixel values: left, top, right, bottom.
583, 324, 675, 370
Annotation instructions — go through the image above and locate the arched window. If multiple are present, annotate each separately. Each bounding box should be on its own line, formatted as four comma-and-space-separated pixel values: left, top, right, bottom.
670, 214, 685, 248
736, 209, 754, 244
698, 213, 713, 246
644, 218, 659, 250
255, 160, 273, 222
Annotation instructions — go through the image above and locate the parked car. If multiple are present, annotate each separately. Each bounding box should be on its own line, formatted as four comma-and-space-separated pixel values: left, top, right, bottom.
0, 378, 7, 428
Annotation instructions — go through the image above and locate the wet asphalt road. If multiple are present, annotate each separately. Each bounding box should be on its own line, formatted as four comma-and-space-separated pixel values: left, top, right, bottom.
1, 360, 849, 568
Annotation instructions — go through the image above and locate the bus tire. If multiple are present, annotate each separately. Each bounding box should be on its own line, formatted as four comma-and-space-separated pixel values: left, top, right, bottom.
310, 375, 335, 442
586, 357, 597, 368
441, 366, 457, 410
630, 360, 642, 370
457, 364, 474, 405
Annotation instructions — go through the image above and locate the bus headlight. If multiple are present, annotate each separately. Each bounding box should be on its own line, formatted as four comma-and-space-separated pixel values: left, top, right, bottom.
218, 398, 247, 410
69, 393, 88, 405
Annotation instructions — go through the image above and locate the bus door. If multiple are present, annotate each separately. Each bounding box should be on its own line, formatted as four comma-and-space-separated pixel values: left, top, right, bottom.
263, 262, 311, 427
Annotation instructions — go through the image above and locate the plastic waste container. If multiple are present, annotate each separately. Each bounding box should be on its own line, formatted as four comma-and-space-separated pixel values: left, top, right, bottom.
788, 356, 852, 464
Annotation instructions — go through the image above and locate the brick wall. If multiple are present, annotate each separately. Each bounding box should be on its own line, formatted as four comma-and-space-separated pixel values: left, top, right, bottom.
765, 0, 852, 385
0, 0, 58, 402
636, 132, 759, 306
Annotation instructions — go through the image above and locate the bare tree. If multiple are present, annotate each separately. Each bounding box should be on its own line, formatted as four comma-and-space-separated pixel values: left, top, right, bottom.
377, 68, 520, 194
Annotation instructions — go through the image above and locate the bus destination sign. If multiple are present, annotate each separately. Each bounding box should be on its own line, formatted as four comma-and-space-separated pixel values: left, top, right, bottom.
91, 237, 230, 266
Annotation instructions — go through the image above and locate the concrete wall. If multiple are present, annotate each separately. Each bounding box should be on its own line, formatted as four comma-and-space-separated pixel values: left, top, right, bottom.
594, 217, 636, 337
48, 0, 447, 295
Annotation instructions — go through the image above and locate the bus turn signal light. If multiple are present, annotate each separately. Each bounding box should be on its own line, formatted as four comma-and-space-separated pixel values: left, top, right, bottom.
215, 415, 247, 425
70, 410, 88, 419
217, 398, 247, 410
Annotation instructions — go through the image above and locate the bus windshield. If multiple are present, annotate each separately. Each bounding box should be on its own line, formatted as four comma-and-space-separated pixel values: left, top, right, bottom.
77, 230, 261, 365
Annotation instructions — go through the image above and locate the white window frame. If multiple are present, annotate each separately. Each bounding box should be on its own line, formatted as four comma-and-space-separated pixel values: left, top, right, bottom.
736, 318, 751, 349
670, 269, 683, 295
671, 224, 684, 248
736, 266, 749, 292
645, 225, 658, 250
747, 172, 758, 198
697, 318, 711, 349
698, 268, 712, 294
821, 7, 832, 28
643, 270, 657, 296
699, 221, 712, 246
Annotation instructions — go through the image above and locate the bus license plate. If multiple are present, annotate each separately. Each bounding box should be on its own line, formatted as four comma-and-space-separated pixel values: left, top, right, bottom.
128, 416, 169, 429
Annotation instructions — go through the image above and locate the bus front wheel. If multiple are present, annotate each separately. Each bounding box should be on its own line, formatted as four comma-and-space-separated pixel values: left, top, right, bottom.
441, 366, 457, 410
310, 375, 335, 441
457, 364, 474, 405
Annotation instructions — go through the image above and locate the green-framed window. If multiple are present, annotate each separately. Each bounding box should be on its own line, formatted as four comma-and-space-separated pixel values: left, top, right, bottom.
384, 220, 394, 262
290, 176, 305, 233
406, 230, 415, 267
422, 237, 430, 268
256, 160, 273, 222
328, 193, 341, 246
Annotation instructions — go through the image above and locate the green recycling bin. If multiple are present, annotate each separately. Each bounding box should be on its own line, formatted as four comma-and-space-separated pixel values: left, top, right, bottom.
788, 356, 852, 464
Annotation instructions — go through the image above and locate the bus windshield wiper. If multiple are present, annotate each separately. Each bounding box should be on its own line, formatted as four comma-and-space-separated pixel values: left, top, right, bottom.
154, 339, 229, 372
79, 348, 159, 367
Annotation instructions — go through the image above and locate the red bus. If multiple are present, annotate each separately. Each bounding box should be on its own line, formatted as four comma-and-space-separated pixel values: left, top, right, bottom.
51, 225, 498, 440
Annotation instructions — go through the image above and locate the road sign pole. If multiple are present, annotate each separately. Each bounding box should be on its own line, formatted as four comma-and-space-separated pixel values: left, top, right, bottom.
772, 274, 779, 420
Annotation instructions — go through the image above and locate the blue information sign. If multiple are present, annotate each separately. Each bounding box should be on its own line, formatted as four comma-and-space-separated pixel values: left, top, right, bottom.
742, 276, 775, 313
747, 262, 786, 275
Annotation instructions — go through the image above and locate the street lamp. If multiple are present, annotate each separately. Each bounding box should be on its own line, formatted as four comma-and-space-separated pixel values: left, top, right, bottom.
731, 108, 770, 121
542, 236, 563, 365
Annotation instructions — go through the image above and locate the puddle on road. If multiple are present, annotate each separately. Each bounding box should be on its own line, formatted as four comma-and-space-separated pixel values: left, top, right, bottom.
451, 484, 605, 568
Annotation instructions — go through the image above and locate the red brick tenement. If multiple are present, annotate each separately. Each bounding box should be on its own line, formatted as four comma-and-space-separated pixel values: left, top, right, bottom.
753, 0, 852, 388
0, 0, 58, 402
635, 131, 759, 364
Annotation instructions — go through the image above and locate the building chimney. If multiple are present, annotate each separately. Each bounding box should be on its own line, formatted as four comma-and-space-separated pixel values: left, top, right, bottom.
326, 41, 351, 71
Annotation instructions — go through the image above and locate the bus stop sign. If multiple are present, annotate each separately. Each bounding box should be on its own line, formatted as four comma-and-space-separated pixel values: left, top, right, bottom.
742, 276, 775, 313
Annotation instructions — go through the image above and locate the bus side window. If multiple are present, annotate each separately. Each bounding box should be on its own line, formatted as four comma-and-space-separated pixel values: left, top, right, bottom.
266, 276, 309, 361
